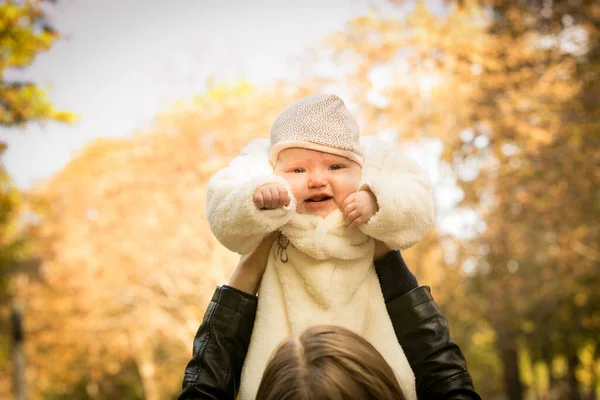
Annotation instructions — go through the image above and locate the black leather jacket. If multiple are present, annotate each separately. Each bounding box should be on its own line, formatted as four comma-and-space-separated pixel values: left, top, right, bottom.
179, 253, 481, 400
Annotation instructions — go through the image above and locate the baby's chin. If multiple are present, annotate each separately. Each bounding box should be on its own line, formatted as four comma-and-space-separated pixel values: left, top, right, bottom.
298, 200, 338, 218
302, 210, 334, 218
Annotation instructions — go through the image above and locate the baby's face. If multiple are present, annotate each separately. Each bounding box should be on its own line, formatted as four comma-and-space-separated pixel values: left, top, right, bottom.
274, 148, 362, 218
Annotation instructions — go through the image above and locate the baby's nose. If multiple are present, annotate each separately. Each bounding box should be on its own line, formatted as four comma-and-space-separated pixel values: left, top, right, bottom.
308, 172, 327, 188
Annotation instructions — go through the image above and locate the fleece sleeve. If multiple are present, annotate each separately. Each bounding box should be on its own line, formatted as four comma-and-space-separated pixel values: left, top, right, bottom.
358, 138, 435, 250
205, 140, 297, 255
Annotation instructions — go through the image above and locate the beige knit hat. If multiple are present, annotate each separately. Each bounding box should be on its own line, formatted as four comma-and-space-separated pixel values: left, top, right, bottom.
269, 94, 363, 166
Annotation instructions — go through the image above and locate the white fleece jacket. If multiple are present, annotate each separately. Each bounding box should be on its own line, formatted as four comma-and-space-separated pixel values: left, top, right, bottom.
205, 137, 434, 400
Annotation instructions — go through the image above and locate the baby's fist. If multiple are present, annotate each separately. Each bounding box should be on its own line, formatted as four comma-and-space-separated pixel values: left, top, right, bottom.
254, 183, 291, 210
341, 190, 379, 230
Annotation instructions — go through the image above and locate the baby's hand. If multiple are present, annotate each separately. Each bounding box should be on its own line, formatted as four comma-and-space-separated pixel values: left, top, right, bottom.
253, 183, 291, 210
341, 190, 379, 230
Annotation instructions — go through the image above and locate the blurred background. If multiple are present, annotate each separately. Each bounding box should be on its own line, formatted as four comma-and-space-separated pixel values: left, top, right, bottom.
0, 0, 598, 399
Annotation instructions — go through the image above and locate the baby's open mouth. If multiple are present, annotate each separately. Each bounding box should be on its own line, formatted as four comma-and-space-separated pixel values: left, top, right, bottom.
305, 195, 333, 203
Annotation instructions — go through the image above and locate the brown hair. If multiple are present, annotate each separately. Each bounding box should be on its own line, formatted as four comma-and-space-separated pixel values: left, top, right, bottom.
255, 324, 406, 400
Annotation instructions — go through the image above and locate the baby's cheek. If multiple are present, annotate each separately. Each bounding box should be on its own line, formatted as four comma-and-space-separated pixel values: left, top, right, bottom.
339, 173, 362, 196
273, 171, 292, 187
273, 173, 302, 206
351, 172, 362, 191
344, 178, 363, 199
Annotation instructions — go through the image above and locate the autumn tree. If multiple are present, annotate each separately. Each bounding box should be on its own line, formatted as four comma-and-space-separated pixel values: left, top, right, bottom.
452, 1, 600, 399
1, 1, 76, 398
0, 0, 74, 126
0, 0, 75, 304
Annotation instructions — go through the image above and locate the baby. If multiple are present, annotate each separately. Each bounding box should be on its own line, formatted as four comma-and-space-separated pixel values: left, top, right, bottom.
206, 94, 434, 400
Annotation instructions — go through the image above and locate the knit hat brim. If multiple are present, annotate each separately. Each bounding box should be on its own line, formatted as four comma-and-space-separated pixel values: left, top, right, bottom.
269, 140, 364, 167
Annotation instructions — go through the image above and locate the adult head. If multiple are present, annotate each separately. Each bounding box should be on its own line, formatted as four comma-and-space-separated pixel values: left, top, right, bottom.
256, 324, 406, 400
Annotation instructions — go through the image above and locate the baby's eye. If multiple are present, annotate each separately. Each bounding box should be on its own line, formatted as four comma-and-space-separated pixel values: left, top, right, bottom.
329, 164, 343, 170
291, 168, 305, 173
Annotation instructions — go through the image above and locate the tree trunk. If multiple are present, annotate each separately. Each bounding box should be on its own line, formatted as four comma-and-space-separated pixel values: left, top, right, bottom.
588, 345, 598, 400
498, 334, 524, 400
542, 344, 557, 393
11, 306, 27, 400
567, 350, 582, 400
139, 356, 159, 400
130, 331, 159, 400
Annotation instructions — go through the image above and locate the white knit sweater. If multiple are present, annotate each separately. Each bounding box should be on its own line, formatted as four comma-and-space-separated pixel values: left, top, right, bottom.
206, 137, 434, 400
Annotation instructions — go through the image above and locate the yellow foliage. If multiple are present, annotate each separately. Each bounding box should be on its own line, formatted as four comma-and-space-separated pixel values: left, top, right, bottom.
0, 1, 76, 127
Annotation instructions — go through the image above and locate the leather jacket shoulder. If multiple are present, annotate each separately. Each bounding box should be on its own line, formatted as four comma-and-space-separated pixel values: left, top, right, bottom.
387, 286, 482, 400
178, 285, 257, 400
